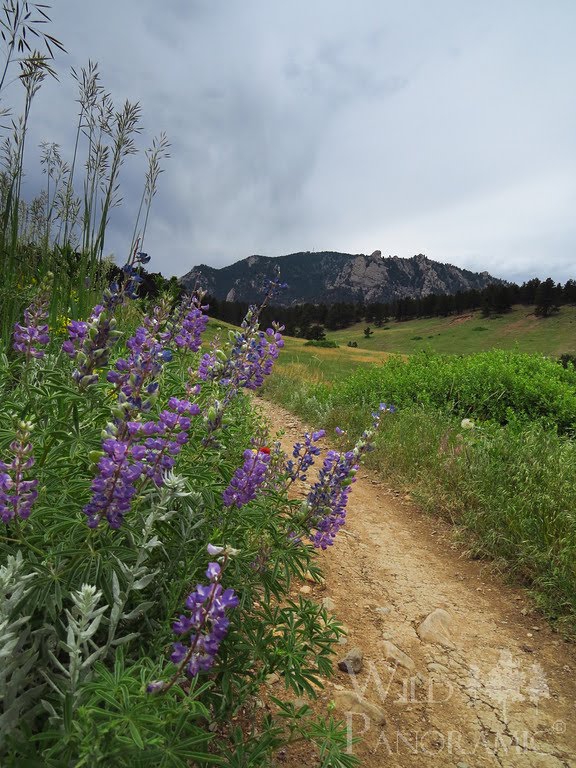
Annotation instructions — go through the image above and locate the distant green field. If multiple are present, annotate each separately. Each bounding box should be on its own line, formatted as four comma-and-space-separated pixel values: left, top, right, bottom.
205, 318, 389, 384
206, 305, 576, 388
328, 305, 576, 357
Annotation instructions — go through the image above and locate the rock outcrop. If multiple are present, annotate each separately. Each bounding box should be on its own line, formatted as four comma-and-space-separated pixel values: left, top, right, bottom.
181, 251, 502, 306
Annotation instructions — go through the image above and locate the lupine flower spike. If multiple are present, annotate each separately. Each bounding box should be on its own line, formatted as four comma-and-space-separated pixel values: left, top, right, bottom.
285, 430, 325, 485
0, 421, 38, 523
84, 398, 200, 528
223, 448, 271, 508
304, 403, 394, 549
148, 546, 239, 693
13, 272, 53, 362
63, 248, 147, 389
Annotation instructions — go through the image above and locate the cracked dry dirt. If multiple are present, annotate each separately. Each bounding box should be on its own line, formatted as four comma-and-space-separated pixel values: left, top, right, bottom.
254, 395, 576, 768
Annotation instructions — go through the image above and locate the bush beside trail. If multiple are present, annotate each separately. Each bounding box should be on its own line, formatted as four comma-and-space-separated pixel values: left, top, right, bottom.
333, 350, 576, 433
263, 350, 576, 626
0, 270, 376, 767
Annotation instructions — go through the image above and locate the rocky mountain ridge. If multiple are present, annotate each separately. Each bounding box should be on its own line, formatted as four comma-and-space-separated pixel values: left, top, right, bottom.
181, 251, 501, 305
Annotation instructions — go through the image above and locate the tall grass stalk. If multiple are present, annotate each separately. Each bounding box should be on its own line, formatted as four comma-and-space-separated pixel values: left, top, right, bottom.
129, 131, 170, 258
0, 3, 168, 345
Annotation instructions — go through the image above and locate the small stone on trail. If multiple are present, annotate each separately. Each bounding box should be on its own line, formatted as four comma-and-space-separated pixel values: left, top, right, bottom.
417, 608, 455, 649
322, 597, 336, 611
265, 672, 280, 687
521, 645, 534, 653
375, 606, 391, 616
333, 691, 386, 725
304, 570, 325, 585
338, 625, 350, 645
299, 585, 312, 595
382, 640, 415, 671
338, 647, 364, 674
427, 662, 449, 673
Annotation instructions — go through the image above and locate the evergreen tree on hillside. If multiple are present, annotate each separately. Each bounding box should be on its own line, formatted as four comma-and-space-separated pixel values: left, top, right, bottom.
534, 278, 560, 317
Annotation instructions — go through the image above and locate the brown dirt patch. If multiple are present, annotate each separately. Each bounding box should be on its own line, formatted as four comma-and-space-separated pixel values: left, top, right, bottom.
449, 314, 474, 325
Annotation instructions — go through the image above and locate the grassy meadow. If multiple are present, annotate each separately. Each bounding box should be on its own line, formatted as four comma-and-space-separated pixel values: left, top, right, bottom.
328, 304, 576, 357
261, 310, 576, 629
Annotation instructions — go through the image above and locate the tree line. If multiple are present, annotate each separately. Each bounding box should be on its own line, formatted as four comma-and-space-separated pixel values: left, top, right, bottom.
203, 277, 574, 339
113, 267, 575, 340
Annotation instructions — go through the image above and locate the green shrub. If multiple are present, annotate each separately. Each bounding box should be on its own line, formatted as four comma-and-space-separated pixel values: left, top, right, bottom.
333, 350, 576, 432
0, 279, 367, 766
304, 339, 339, 348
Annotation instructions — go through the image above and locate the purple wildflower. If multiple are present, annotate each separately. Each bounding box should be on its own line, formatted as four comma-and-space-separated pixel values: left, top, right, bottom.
84, 398, 200, 527
304, 403, 394, 549
146, 291, 209, 353
12, 272, 53, 361
285, 430, 325, 485
199, 320, 284, 391
107, 325, 164, 415
305, 449, 358, 550
66, 248, 148, 388
62, 305, 104, 360
83, 433, 144, 529
223, 448, 271, 508
0, 421, 38, 523
169, 559, 239, 678
172, 293, 209, 352
140, 398, 200, 486
69, 303, 122, 389
148, 547, 239, 692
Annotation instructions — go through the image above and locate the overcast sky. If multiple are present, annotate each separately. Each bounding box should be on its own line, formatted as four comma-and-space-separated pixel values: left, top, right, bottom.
13, 0, 576, 284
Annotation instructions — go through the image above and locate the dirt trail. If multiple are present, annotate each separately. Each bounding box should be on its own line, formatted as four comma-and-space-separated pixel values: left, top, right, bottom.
253, 396, 576, 768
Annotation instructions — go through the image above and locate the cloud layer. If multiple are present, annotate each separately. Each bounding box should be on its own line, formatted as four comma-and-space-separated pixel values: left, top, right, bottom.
14, 0, 576, 283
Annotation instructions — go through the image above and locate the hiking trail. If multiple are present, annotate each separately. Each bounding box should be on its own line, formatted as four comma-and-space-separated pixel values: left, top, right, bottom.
254, 395, 576, 768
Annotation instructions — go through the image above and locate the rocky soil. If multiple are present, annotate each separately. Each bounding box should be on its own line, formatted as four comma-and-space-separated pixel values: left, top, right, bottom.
254, 395, 576, 768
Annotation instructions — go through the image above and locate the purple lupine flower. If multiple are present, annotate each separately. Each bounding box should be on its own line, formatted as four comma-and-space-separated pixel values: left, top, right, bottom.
146, 291, 209, 353
0, 421, 38, 523
62, 320, 88, 358
192, 277, 286, 443
140, 398, 200, 486
304, 404, 394, 549
305, 449, 358, 550
200, 321, 284, 391
107, 325, 164, 414
147, 545, 239, 693
143, 296, 173, 339
83, 433, 144, 529
119, 263, 144, 301
172, 293, 209, 353
62, 305, 104, 360
198, 350, 217, 381
223, 448, 271, 508
285, 430, 325, 485
169, 558, 239, 678
69, 303, 122, 389
66, 251, 148, 388
12, 272, 53, 362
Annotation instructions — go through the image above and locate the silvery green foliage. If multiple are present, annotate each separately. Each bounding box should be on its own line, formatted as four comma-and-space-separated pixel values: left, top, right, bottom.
103, 488, 175, 655
45, 584, 107, 700
0, 552, 43, 739
40, 583, 108, 733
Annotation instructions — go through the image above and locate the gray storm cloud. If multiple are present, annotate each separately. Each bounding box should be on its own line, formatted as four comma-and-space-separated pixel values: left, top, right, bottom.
11, 0, 576, 282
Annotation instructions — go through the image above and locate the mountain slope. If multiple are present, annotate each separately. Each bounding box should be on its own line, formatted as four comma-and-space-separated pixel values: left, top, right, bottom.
181, 251, 501, 305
